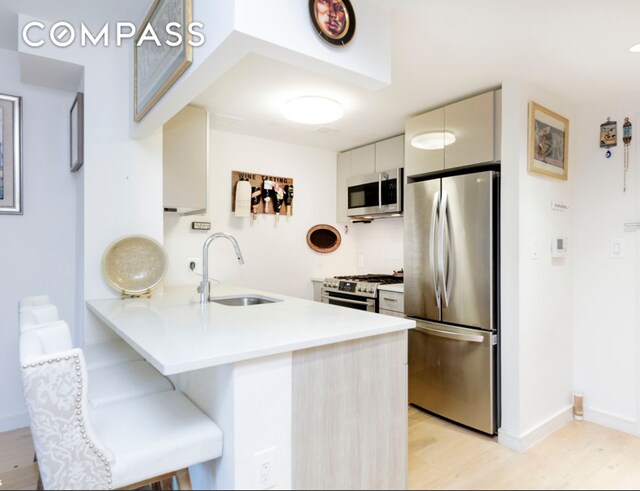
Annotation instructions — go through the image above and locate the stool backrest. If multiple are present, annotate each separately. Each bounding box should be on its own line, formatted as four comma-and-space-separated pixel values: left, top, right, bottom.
19, 320, 73, 361
20, 329, 113, 490
19, 304, 60, 332
18, 295, 52, 311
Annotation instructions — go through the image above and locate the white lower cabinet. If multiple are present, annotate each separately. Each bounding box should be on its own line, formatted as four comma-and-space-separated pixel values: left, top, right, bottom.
378, 289, 404, 317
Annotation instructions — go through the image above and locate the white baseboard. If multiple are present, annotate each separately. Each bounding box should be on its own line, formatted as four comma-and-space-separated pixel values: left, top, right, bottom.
498, 405, 573, 452
0, 411, 30, 432
585, 407, 638, 436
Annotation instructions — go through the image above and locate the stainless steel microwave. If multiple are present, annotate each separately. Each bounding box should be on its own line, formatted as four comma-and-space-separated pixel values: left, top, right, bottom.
347, 168, 403, 218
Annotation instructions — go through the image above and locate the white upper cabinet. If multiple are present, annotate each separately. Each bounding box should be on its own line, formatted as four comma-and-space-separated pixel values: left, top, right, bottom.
336, 151, 351, 224
163, 105, 208, 214
405, 107, 445, 177
404, 89, 501, 178
375, 135, 404, 173
444, 91, 494, 169
350, 144, 376, 176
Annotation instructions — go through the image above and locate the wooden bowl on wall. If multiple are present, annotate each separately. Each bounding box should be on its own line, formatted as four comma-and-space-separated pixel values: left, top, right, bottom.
306, 224, 341, 253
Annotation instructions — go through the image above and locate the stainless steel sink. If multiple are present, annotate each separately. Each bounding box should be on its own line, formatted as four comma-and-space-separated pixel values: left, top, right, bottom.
209, 295, 282, 306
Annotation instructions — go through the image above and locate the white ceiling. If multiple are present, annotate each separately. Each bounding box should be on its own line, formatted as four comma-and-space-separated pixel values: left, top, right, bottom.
196, 0, 640, 151
1, 0, 639, 152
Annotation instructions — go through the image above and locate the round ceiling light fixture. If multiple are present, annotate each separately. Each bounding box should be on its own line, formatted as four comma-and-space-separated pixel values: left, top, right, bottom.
629, 43, 640, 53
282, 96, 344, 124
410, 131, 456, 150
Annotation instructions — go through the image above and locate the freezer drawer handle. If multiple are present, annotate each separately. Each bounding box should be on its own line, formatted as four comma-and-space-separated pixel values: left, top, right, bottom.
419, 326, 484, 344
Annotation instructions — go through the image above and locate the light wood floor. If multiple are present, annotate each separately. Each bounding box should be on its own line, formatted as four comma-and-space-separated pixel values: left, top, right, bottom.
409, 406, 640, 489
3, 408, 640, 490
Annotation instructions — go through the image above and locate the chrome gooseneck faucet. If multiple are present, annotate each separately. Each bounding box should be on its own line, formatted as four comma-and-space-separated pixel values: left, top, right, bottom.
200, 232, 245, 304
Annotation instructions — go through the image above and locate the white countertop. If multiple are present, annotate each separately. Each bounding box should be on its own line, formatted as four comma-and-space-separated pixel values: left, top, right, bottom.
87, 285, 414, 376
378, 284, 404, 293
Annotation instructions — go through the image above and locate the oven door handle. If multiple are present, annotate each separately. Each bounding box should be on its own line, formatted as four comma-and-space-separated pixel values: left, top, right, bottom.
321, 295, 373, 307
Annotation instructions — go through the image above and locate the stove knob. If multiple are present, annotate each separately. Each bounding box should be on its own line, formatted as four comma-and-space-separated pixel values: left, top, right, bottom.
369, 286, 376, 294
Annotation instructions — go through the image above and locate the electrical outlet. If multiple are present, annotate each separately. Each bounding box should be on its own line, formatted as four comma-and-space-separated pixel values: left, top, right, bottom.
187, 257, 201, 273
254, 447, 276, 489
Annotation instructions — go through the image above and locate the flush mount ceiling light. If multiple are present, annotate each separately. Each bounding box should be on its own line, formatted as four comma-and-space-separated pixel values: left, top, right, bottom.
629, 43, 640, 53
282, 96, 344, 124
410, 131, 456, 150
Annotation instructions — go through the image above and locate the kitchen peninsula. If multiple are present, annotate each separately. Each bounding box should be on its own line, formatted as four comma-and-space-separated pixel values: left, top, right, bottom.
87, 285, 414, 490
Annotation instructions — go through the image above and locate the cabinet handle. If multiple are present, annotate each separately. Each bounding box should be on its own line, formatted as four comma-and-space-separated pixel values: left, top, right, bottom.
382, 297, 398, 302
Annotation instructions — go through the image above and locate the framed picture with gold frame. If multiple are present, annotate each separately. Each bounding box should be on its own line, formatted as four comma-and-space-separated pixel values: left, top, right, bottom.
309, 0, 356, 47
134, 0, 193, 122
528, 101, 569, 180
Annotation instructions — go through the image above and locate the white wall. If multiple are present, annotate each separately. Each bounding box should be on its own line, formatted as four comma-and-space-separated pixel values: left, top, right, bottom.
0, 48, 77, 430
352, 219, 404, 274
572, 93, 640, 434
164, 130, 358, 299
499, 79, 575, 450
17, 15, 165, 349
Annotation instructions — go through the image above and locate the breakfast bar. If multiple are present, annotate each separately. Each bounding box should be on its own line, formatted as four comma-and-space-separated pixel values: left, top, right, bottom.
87, 285, 415, 490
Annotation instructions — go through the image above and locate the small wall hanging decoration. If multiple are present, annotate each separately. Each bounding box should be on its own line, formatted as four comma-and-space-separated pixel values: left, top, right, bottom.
600, 117, 617, 158
231, 171, 294, 220
623, 117, 632, 192
306, 224, 341, 253
70, 92, 84, 172
528, 101, 569, 181
309, 0, 356, 47
0, 93, 22, 215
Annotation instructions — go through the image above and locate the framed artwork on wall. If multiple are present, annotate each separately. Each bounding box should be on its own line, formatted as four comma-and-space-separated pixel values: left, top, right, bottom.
308, 0, 356, 46
0, 93, 22, 215
133, 0, 193, 122
528, 101, 569, 180
70, 92, 84, 172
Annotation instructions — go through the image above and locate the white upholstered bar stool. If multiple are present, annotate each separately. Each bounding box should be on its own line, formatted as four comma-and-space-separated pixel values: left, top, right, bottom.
18, 319, 174, 408
18, 296, 144, 370
20, 337, 223, 489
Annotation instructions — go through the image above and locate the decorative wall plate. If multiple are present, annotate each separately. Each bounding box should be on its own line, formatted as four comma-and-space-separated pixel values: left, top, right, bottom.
308, 0, 356, 46
307, 224, 342, 253
102, 235, 168, 297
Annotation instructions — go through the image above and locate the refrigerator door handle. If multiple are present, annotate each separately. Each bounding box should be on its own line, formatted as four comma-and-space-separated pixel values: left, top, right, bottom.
417, 325, 484, 344
438, 191, 450, 307
429, 191, 441, 309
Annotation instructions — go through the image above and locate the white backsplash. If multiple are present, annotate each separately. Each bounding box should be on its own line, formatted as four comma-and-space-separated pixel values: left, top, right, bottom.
352, 218, 404, 275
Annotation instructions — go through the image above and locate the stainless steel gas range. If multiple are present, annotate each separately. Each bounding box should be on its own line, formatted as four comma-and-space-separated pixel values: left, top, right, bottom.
321, 274, 404, 313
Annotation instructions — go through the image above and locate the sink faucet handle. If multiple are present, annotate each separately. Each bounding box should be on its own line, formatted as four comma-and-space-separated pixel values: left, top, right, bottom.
197, 281, 211, 295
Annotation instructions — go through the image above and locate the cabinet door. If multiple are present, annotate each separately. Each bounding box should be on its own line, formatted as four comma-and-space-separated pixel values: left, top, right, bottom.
494, 89, 502, 162
375, 135, 404, 173
350, 144, 376, 177
444, 91, 495, 169
163, 105, 208, 213
405, 108, 445, 177
336, 151, 351, 223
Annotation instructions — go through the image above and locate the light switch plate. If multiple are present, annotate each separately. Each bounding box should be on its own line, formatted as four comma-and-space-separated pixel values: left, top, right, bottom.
611, 239, 625, 258
531, 238, 539, 260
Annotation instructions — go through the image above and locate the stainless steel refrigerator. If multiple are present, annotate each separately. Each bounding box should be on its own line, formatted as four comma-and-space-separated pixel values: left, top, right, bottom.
405, 166, 499, 434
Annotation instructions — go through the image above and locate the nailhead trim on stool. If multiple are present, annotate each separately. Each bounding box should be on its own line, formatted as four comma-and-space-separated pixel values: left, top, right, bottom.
22, 353, 112, 489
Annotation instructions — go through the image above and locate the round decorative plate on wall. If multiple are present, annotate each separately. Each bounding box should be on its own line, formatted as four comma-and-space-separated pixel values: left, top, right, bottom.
307, 224, 342, 253
308, 0, 356, 46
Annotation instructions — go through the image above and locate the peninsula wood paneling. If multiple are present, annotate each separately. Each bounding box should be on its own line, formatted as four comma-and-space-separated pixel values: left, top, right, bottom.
292, 331, 408, 490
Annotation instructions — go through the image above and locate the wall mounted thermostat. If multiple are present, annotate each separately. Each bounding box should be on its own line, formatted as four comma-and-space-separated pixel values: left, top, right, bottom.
551, 237, 568, 258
